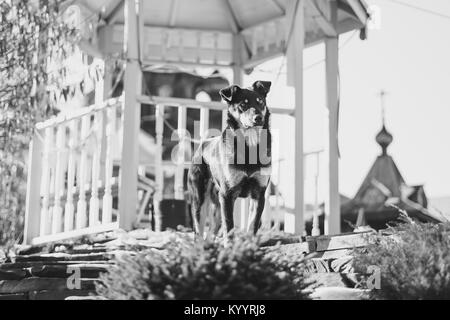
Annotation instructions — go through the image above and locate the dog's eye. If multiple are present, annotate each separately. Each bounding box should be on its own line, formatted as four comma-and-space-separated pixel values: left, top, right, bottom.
244, 99, 249, 104
256, 98, 263, 104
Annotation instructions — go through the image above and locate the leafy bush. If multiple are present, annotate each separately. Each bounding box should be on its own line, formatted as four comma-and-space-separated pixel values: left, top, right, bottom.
0, 0, 78, 249
353, 216, 450, 300
96, 232, 312, 300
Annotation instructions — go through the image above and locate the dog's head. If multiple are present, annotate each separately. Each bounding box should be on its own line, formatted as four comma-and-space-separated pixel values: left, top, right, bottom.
220, 81, 271, 129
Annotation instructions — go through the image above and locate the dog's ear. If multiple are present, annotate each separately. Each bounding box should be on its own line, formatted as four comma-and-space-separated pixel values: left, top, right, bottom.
219, 85, 241, 103
252, 81, 272, 97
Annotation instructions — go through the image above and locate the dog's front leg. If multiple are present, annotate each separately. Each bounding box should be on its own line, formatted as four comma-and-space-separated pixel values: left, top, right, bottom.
247, 190, 267, 234
219, 193, 236, 236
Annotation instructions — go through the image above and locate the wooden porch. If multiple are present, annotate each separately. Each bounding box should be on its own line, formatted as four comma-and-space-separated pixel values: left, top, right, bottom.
24, 0, 369, 245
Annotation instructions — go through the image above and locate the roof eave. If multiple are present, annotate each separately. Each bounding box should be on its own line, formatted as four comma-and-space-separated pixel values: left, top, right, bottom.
347, 0, 370, 26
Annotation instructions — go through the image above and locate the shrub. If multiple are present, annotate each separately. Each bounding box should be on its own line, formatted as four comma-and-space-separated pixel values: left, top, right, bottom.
353, 215, 450, 300
96, 232, 312, 300
0, 0, 78, 250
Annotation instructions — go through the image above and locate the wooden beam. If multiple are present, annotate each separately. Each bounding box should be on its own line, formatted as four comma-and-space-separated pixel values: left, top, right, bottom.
243, 48, 284, 70
287, 0, 305, 235
168, 0, 179, 27
31, 222, 119, 246
137, 95, 295, 116
324, 0, 340, 235
222, 0, 241, 34
284, 0, 298, 45
142, 58, 231, 69
24, 136, 43, 245
231, 33, 247, 229
306, 0, 337, 37
269, 0, 285, 15
346, 0, 369, 25
104, 0, 124, 25
119, 0, 143, 230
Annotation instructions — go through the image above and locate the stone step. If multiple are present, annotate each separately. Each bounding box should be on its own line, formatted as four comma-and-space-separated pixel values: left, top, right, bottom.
65, 295, 106, 300
30, 264, 110, 278
0, 261, 113, 270
29, 290, 95, 300
0, 293, 28, 300
0, 269, 28, 281
14, 252, 113, 263
311, 287, 370, 300
0, 277, 96, 294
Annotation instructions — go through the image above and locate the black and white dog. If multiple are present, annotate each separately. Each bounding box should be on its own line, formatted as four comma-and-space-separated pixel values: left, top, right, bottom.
188, 81, 272, 236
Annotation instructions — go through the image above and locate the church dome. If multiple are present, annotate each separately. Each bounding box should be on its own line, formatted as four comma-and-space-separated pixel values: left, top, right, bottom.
376, 125, 393, 155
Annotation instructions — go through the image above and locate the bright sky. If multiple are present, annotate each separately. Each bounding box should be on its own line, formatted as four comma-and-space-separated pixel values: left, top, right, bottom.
236, 0, 450, 207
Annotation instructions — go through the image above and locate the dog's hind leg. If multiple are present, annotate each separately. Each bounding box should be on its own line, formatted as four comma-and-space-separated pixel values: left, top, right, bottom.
187, 162, 209, 235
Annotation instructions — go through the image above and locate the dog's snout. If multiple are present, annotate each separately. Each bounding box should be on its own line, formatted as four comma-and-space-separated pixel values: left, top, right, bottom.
254, 115, 262, 123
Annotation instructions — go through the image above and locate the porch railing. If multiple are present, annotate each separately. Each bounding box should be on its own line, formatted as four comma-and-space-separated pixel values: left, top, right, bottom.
24, 94, 294, 245
24, 97, 123, 245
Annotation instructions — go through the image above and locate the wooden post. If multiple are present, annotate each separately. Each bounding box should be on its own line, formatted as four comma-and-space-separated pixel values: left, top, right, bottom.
231, 34, 247, 230
324, 0, 340, 235
288, 0, 305, 235
174, 106, 187, 200
119, 0, 143, 230
312, 152, 321, 236
154, 104, 165, 231
24, 135, 43, 244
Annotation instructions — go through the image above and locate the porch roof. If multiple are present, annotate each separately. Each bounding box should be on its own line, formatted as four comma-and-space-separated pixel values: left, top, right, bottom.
66, 0, 369, 68
85, 0, 368, 33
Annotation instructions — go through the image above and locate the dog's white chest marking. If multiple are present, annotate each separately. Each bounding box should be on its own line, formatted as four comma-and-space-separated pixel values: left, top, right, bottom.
223, 166, 246, 184
244, 127, 261, 147
250, 167, 271, 187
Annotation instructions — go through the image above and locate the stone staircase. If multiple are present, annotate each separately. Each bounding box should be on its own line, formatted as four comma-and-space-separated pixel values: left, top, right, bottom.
0, 230, 372, 300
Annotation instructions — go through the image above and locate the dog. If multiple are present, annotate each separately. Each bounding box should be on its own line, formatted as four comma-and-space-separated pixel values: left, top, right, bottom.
188, 80, 272, 237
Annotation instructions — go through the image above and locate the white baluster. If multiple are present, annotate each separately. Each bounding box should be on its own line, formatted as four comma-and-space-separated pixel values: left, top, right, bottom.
200, 107, 209, 141
102, 106, 116, 224
174, 106, 186, 200
154, 104, 165, 231
312, 153, 321, 236
76, 115, 90, 229
89, 112, 103, 226
51, 124, 66, 234
40, 127, 53, 236
213, 32, 218, 65
64, 120, 78, 232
